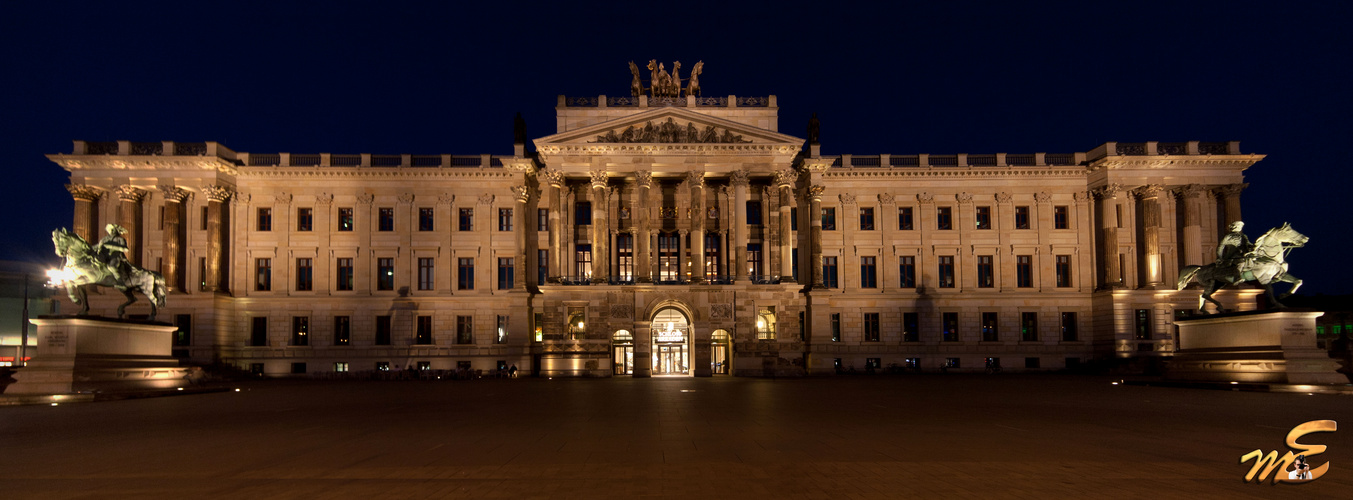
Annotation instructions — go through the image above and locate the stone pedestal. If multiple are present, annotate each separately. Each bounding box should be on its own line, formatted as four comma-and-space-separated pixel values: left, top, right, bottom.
1166, 309, 1343, 384
4, 316, 189, 395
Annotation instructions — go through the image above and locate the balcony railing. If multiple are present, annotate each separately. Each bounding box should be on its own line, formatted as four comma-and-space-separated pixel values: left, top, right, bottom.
558, 276, 592, 285
750, 275, 782, 285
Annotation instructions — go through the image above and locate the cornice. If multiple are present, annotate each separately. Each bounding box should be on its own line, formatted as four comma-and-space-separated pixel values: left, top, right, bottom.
823, 168, 1087, 179
1086, 155, 1264, 172
537, 144, 800, 156
235, 167, 517, 179
49, 155, 239, 176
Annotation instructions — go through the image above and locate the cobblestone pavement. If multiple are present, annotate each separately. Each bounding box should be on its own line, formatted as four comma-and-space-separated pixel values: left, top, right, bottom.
2, 375, 1350, 499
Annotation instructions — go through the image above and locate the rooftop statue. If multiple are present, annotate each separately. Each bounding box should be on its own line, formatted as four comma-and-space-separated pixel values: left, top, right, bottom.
51, 225, 167, 320
1176, 221, 1307, 314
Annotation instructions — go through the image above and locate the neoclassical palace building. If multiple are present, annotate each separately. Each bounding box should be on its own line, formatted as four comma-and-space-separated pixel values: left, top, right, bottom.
46, 78, 1263, 377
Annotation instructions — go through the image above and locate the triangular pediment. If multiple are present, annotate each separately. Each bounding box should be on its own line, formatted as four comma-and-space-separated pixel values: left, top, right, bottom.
535, 107, 803, 147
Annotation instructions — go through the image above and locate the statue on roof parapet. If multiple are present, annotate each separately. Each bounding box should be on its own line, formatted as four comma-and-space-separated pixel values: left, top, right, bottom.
635, 59, 701, 98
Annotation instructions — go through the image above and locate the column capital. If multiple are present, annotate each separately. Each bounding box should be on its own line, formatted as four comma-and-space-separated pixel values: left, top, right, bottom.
1131, 184, 1164, 199
1034, 191, 1052, 204
995, 192, 1013, 203
808, 185, 826, 202
1173, 183, 1208, 199
1073, 190, 1093, 203
686, 170, 705, 189
635, 170, 653, 189
878, 192, 896, 205
510, 185, 530, 204
1214, 183, 1248, 197
1093, 183, 1123, 200
397, 193, 415, 206
541, 169, 565, 188
315, 193, 334, 206
774, 168, 798, 189
203, 184, 234, 203
437, 193, 455, 206
838, 193, 856, 205
956, 192, 973, 204
66, 183, 102, 202
275, 192, 293, 204
356, 193, 375, 205
589, 170, 609, 190
116, 185, 147, 202
159, 185, 191, 203
916, 192, 934, 204
730, 169, 750, 187
477, 193, 495, 205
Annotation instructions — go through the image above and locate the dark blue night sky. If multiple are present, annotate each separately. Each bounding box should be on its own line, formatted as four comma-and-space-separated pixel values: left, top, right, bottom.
3, 1, 1349, 294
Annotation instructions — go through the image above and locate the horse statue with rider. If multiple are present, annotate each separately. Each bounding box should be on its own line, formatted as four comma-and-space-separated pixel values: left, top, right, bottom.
1176, 220, 1307, 314
51, 224, 168, 320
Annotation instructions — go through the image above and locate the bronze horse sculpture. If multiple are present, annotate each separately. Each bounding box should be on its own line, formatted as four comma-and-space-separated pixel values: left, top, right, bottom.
1176, 222, 1307, 314
51, 227, 167, 320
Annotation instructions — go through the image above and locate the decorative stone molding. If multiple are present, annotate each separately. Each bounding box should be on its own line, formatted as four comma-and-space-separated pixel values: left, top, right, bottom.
995, 192, 1013, 203
877, 192, 895, 204
275, 192, 293, 204
66, 184, 102, 202
609, 303, 634, 319
808, 185, 826, 202
710, 303, 733, 320
916, 192, 934, 204
356, 193, 375, 205
159, 185, 190, 203
635, 170, 652, 189
686, 170, 705, 189
956, 192, 973, 204
774, 168, 798, 189
1034, 191, 1052, 203
203, 185, 233, 203
729, 169, 750, 187
589, 170, 609, 190
116, 185, 147, 202
838, 193, 856, 205
397, 193, 415, 205
235, 193, 251, 204
510, 185, 530, 203
437, 193, 455, 206
541, 169, 565, 188
1132, 184, 1164, 199
477, 193, 495, 205
315, 193, 334, 206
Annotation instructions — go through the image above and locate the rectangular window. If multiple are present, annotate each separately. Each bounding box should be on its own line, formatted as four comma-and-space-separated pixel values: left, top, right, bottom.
1135, 309, 1151, 340
903, 312, 919, 342
250, 317, 268, 347
1021, 312, 1039, 342
498, 257, 515, 289
173, 314, 192, 347
747, 243, 762, 279
338, 208, 354, 231
499, 208, 513, 231
1054, 206, 1069, 229
981, 312, 999, 342
1015, 206, 1030, 229
977, 255, 993, 288
291, 316, 309, 346
537, 249, 548, 285
255, 258, 271, 291
704, 234, 721, 278
257, 208, 272, 231
379, 208, 394, 231
822, 256, 838, 288
334, 316, 351, 346
864, 312, 880, 342
416, 316, 433, 345
859, 207, 874, 230
334, 362, 348, 372
200, 206, 208, 231
496, 315, 509, 344
457, 315, 473, 344
943, 312, 959, 341
899, 256, 916, 288
297, 207, 312, 231
575, 244, 592, 279
1061, 312, 1078, 342
534, 312, 544, 342
747, 201, 762, 225
295, 258, 312, 291
538, 208, 548, 231
756, 307, 776, 340
798, 311, 805, 341
860, 256, 877, 288
937, 207, 953, 230
1016, 255, 1033, 288
199, 257, 207, 291
898, 207, 914, 230
821, 207, 835, 230
458, 258, 475, 290
336, 258, 354, 291
790, 207, 798, 231
375, 315, 391, 345
975, 206, 991, 230
377, 258, 394, 291
658, 233, 679, 281
419, 207, 434, 231
418, 257, 434, 290
575, 201, 591, 225
791, 248, 799, 281
831, 313, 841, 342
937, 256, 955, 288
1055, 255, 1072, 287
617, 234, 634, 281
458, 208, 473, 231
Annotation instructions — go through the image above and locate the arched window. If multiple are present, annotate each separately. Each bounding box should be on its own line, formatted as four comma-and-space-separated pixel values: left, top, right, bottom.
711, 329, 730, 342
613, 330, 633, 343
756, 307, 776, 340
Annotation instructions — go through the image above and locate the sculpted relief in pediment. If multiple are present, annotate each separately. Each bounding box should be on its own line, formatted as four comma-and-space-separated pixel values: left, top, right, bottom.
593, 117, 751, 144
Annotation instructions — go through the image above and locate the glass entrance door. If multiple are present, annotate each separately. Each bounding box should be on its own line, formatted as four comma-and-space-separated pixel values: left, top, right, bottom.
711, 343, 729, 374
653, 344, 688, 375
613, 345, 633, 375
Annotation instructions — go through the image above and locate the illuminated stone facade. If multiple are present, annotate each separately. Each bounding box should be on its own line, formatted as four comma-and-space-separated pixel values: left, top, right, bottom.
46, 92, 1264, 376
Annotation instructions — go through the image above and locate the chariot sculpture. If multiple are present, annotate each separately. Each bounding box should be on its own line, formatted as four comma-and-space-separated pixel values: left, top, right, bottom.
630, 59, 703, 98
51, 225, 168, 320
1176, 221, 1306, 314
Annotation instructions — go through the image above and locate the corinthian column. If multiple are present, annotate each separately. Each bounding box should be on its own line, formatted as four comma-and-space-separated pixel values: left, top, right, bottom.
160, 185, 190, 291
511, 185, 530, 290
775, 170, 798, 279
635, 171, 653, 282
688, 171, 706, 283
1175, 184, 1207, 266
1094, 184, 1122, 288
589, 170, 609, 283
115, 185, 147, 266
203, 185, 233, 292
1216, 183, 1247, 228
730, 169, 749, 282
809, 184, 826, 289
1133, 185, 1164, 286
66, 184, 102, 242
542, 170, 565, 283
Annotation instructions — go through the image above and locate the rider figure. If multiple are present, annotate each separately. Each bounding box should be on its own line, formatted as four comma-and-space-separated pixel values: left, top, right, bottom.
95, 223, 132, 281
1216, 220, 1253, 280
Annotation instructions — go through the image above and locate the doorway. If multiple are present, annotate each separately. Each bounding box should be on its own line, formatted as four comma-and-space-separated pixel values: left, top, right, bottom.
613, 330, 634, 375
651, 307, 691, 376
711, 329, 730, 374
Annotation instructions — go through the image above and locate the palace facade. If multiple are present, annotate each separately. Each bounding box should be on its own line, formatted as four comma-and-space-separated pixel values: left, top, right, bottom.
46, 90, 1263, 377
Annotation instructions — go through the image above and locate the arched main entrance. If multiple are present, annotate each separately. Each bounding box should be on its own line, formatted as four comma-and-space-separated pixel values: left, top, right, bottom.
651, 308, 690, 376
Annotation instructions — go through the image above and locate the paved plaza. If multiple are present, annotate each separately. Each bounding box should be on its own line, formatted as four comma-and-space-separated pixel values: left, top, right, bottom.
2, 375, 1350, 499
